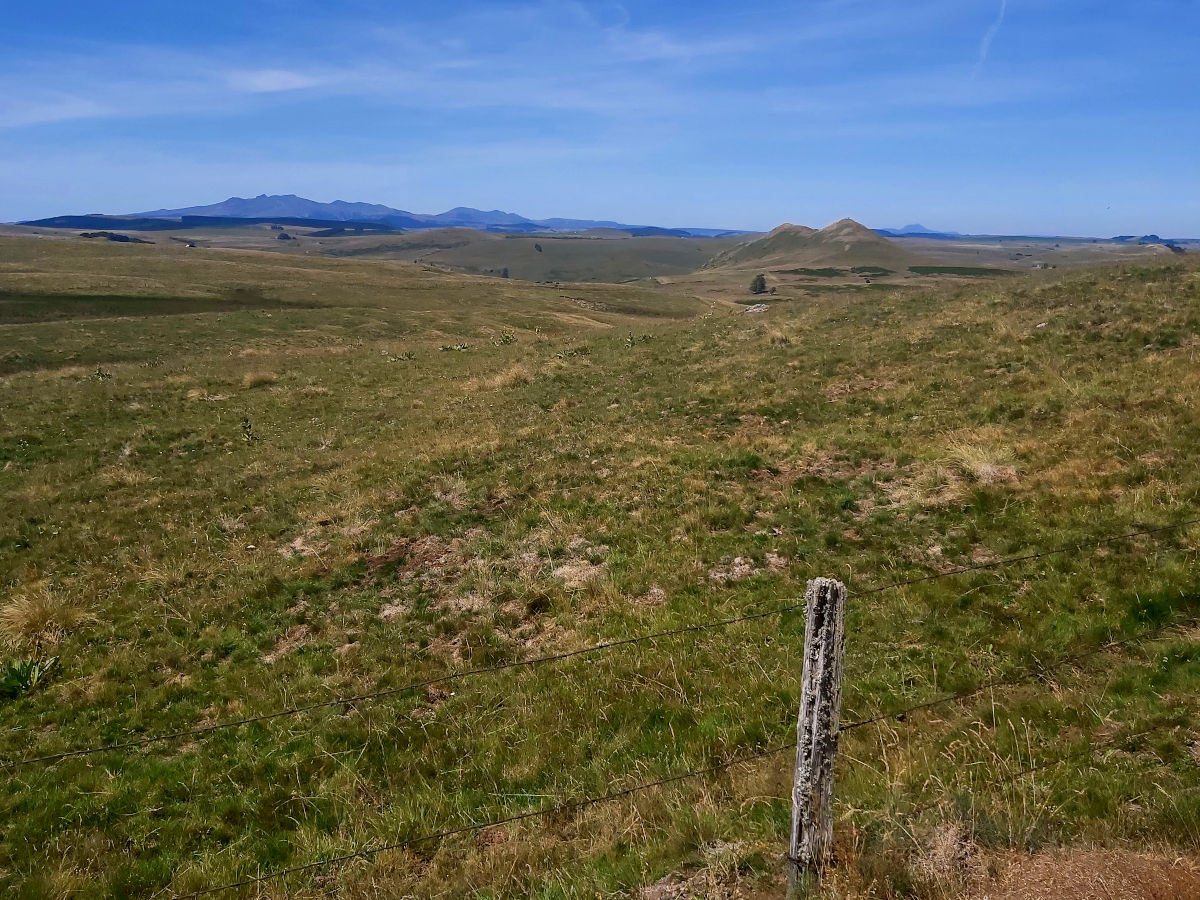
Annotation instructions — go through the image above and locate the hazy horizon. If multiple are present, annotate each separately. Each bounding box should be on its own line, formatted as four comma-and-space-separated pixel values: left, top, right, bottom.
3, 1, 1198, 235
21, 191, 1192, 240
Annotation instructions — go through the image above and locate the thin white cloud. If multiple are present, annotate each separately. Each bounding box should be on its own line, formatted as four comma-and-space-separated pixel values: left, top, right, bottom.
0, 0, 1073, 134
599, 27, 756, 63
0, 93, 109, 128
972, 0, 1009, 80
226, 68, 326, 93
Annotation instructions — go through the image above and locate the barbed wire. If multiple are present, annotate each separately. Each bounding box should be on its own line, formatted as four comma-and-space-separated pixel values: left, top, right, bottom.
5, 516, 1196, 770
172, 741, 798, 898
855, 515, 1200, 598
840, 622, 1188, 731
902, 717, 1189, 816
175, 678, 1197, 896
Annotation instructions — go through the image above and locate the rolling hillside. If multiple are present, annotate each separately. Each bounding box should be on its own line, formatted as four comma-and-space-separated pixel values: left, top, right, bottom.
660, 218, 945, 302
1, 235, 1199, 897
0, 224, 750, 285
336, 230, 749, 282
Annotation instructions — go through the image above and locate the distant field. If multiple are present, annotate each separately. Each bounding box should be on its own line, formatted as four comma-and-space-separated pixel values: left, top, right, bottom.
891, 234, 1176, 270
1, 224, 1181, 290
736, 282, 903, 302
773, 266, 897, 278
773, 267, 849, 278
2, 236, 1198, 897
392, 231, 747, 282
908, 265, 1014, 276
0, 225, 747, 285
0, 288, 314, 325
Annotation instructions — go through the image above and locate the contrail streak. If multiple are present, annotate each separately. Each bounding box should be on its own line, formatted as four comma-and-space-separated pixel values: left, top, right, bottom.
972, 0, 1008, 80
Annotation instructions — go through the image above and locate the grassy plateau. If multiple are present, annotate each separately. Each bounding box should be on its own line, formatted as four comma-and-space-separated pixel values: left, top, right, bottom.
1, 235, 1199, 898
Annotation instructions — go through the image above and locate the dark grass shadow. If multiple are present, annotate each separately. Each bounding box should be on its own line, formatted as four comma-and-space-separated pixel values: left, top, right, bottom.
0, 288, 323, 326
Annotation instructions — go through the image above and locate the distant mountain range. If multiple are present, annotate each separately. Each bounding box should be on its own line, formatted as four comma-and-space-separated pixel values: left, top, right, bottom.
875, 224, 963, 238
15, 197, 1195, 244
137, 195, 411, 223
111, 194, 734, 237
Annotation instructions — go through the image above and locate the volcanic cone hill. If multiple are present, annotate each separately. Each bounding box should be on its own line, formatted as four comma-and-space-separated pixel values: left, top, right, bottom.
704, 218, 924, 271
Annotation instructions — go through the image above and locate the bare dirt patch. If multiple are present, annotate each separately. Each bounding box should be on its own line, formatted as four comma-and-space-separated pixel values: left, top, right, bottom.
973, 849, 1200, 900
636, 586, 668, 606
638, 841, 778, 900
378, 599, 408, 620
709, 557, 757, 583
280, 530, 330, 559
365, 535, 466, 581
760, 448, 899, 485
552, 559, 606, 589
563, 295, 608, 312
435, 592, 488, 615
261, 624, 310, 663
507, 551, 546, 577
823, 375, 896, 402
546, 536, 610, 589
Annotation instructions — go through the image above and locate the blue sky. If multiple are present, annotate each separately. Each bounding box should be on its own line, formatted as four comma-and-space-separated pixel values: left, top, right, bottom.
2, 0, 1197, 235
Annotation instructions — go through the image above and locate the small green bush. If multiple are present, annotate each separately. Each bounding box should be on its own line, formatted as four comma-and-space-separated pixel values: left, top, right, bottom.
0, 655, 58, 701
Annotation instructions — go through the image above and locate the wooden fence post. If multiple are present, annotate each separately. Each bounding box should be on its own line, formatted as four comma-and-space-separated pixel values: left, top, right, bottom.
787, 577, 847, 893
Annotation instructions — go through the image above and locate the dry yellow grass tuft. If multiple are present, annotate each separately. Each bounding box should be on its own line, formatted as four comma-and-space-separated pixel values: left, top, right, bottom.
464, 364, 535, 392
637, 840, 774, 899
0, 585, 92, 648
138, 559, 193, 587
260, 624, 311, 664
99, 465, 155, 486
241, 371, 278, 389
432, 475, 469, 509
27, 364, 93, 381
879, 463, 966, 509
944, 441, 1018, 484
910, 821, 985, 895
215, 514, 245, 533
767, 327, 793, 346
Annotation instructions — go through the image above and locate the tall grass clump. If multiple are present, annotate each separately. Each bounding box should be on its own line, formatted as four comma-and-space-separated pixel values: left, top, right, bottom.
0, 585, 90, 648
241, 370, 278, 389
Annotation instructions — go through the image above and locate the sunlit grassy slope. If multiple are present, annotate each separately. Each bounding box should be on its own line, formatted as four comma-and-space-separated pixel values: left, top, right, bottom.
324, 230, 749, 283
0, 225, 750, 285
1, 236, 1199, 898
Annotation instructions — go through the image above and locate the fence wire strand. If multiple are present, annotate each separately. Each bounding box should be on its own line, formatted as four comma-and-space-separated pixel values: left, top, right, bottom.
176, 695, 1192, 896
4, 516, 1197, 771
173, 741, 797, 898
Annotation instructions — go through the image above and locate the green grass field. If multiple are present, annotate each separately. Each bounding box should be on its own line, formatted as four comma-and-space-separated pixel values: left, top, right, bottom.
346, 231, 748, 283
2, 237, 1199, 898
5, 225, 748, 285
